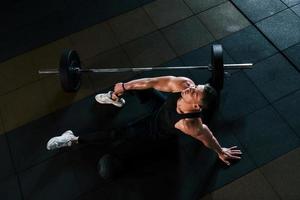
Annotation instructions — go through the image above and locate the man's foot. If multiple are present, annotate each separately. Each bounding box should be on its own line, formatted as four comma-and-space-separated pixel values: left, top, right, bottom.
95, 91, 125, 107
47, 130, 78, 150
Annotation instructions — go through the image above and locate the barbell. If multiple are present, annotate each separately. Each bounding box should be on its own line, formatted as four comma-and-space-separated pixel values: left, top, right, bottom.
38, 44, 253, 92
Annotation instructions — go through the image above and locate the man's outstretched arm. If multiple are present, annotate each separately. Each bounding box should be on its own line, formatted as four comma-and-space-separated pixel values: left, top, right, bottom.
112, 76, 194, 97
175, 118, 242, 165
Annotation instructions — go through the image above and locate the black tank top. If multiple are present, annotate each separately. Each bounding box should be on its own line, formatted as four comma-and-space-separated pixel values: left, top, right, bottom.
154, 92, 203, 135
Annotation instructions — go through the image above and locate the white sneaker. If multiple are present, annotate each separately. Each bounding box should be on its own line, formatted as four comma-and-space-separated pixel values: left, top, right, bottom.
95, 91, 125, 107
47, 130, 78, 150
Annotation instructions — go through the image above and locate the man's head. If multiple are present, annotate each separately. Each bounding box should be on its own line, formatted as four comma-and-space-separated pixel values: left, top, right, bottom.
181, 84, 217, 109
201, 84, 218, 109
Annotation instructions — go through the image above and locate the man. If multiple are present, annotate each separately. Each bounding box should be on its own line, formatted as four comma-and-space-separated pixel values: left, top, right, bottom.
47, 76, 242, 166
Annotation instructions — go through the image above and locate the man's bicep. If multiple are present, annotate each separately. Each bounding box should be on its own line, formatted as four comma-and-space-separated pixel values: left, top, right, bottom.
153, 76, 194, 92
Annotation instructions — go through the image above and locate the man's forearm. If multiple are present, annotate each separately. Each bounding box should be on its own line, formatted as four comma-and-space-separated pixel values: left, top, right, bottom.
194, 125, 223, 155
123, 78, 155, 90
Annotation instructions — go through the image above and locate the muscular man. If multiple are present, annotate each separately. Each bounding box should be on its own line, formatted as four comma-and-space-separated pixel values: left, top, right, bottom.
47, 76, 241, 166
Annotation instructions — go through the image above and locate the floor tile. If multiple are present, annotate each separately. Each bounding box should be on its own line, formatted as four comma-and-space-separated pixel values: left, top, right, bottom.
0, 52, 39, 95
232, 0, 287, 23
0, 10, 68, 63
211, 170, 280, 200
0, 175, 22, 200
99, 145, 179, 199
0, 0, 143, 63
218, 71, 268, 121
198, 194, 213, 200
94, 0, 141, 21
256, 9, 300, 50
281, 0, 300, 7
0, 28, 33, 63
234, 106, 300, 166
138, 0, 155, 5
292, 4, 300, 16
67, 145, 109, 195
6, 114, 59, 172
139, 58, 193, 79
220, 26, 277, 63
109, 8, 156, 44
283, 43, 300, 71
123, 31, 176, 66
0, 72, 14, 97
273, 90, 300, 137
63, 0, 109, 32
174, 134, 218, 200
198, 2, 250, 40
183, 0, 226, 13
83, 47, 136, 92
70, 22, 119, 61
0, 114, 3, 135
31, 37, 73, 68
0, 134, 14, 179
19, 153, 81, 200
260, 147, 300, 200
76, 187, 109, 200
181, 43, 213, 65
163, 57, 185, 66
40, 75, 95, 113
205, 127, 256, 192
144, 0, 193, 28
23, 12, 69, 51
0, 81, 51, 132
162, 16, 214, 55
246, 53, 300, 102
163, 58, 194, 77
180, 43, 235, 84
0, 0, 65, 30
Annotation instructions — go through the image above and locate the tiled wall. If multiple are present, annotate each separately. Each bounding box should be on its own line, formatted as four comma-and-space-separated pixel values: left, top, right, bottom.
0, 0, 251, 134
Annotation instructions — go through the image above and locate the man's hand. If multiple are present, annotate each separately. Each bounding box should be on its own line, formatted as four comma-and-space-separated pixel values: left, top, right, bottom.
114, 83, 124, 95
218, 146, 242, 166
111, 82, 125, 100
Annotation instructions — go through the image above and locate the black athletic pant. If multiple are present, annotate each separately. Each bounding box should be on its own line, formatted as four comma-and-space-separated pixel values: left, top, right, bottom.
78, 89, 167, 145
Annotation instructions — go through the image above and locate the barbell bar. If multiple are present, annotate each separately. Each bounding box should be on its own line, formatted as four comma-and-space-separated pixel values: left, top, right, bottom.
38, 44, 253, 93
38, 63, 253, 74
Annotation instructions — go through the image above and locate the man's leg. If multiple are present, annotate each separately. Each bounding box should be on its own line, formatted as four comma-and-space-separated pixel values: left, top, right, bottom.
46, 114, 158, 151
95, 88, 166, 109
46, 129, 118, 150
129, 89, 167, 113
130, 88, 166, 103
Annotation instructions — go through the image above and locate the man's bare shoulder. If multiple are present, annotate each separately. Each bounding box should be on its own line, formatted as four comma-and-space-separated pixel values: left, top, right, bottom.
150, 76, 195, 92
167, 76, 195, 92
175, 117, 203, 136
183, 118, 202, 128
154, 76, 193, 82
171, 76, 194, 84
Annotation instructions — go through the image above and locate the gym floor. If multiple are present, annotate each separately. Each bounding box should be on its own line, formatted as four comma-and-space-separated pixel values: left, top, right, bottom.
1, 0, 300, 199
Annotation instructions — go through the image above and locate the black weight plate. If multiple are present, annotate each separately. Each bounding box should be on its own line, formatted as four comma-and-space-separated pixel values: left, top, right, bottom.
211, 44, 224, 92
59, 49, 82, 92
